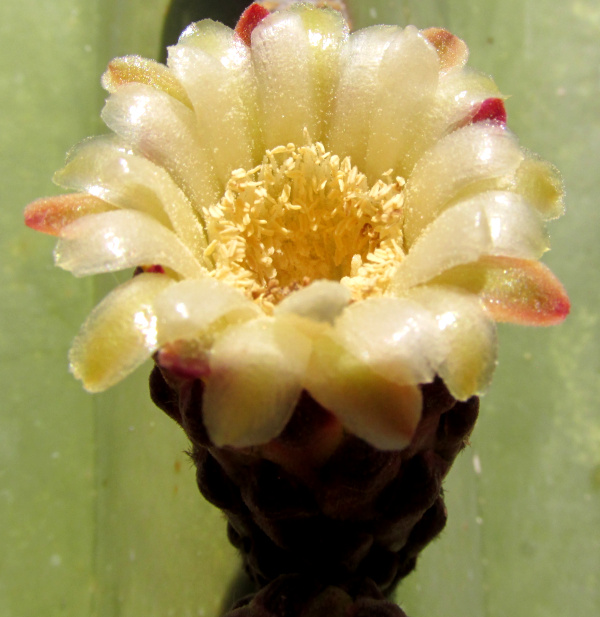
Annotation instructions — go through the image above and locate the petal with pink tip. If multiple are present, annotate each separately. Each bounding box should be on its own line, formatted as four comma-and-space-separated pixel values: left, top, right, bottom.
305, 334, 422, 451
429, 68, 502, 138
101, 56, 192, 107
203, 317, 312, 447
54, 209, 205, 279
101, 83, 220, 212
422, 28, 468, 72
24, 193, 114, 236
431, 256, 570, 326
393, 191, 549, 292
471, 97, 507, 124
234, 3, 271, 46
69, 273, 174, 392
54, 136, 208, 259
403, 122, 524, 248
407, 286, 497, 400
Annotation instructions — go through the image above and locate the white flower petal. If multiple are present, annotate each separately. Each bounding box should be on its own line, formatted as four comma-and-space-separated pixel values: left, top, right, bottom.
251, 10, 317, 147
403, 122, 524, 247
203, 317, 313, 447
393, 190, 549, 291
55, 136, 209, 261
291, 4, 349, 141
512, 155, 565, 220
407, 286, 497, 400
69, 273, 174, 392
433, 68, 502, 133
154, 278, 260, 344
101, 55, 192, 107
327, 24, 398, 168
55, 210, 205, 279
365, 26, 440, 179
55, 136, 171, 226
168, 20, 260, 182
334, 296, 445, 386
101, 83, 220, 213
305, 334, 423, 450
274, 279, 351, 324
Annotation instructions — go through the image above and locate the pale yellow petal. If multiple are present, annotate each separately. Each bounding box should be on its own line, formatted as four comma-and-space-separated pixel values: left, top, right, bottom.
327, 25, 398, 168
403, 122, 524, 248
55, 210, 205, 279
512, 155, 565, 220
333, 296, 445, 386
422, 28, 469, 72
305, 334, 422, 451
274, 279, 351, 324
55, 136, 208, 260
69, 273, 174, 392
407, 286, 497, 400
154, 278, 260, 345
101, 83, 220, 213
101, 55, 192, 107
430, 256, 570, 326
251, 10, 317, 147
365, 26, 440, 179
393, 191, 549, 291
203, 317, 313, 447
290, 3, 349, 141
168, 20, 259, 181
24, 193, 114, 236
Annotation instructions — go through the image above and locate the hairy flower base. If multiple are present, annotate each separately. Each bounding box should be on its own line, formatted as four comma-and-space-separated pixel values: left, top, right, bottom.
151, 367, 479, 594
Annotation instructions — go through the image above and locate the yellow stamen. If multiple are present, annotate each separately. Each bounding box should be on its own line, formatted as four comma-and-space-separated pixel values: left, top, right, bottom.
203, 134, 406, 312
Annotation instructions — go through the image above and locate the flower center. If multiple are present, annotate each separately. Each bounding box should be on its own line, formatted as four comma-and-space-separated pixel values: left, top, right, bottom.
202, 135, 406, 311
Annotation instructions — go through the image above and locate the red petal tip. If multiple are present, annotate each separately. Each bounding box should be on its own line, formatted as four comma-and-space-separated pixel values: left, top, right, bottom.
156, 344, 211, 381
472, 97, 507, 125
235, 3, 271, 46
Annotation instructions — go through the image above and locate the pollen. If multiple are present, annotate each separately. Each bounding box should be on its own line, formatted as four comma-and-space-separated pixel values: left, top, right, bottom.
203, 133, 406, 312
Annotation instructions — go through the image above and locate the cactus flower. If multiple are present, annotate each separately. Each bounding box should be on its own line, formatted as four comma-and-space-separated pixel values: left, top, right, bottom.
25, 2, 568, 452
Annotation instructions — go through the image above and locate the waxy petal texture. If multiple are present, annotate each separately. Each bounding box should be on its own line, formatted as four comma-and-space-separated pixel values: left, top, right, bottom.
403, 122, 524, 247
203, 318, 313, 447
154, 278, 260, 345
55, 136, 208, 258
69, 273, 173, 392
55, 210, 205, 279
102, 83, 220, 213
24, 193, 114, 236
168, 20, 259, 182
365, 26, 440, 179
408, 286, 498, 399
306, 335, 422, 450
102, 55, 192, 107
432, 256, 570, 326
275, 280, 351, 324
393, 191, 549, 291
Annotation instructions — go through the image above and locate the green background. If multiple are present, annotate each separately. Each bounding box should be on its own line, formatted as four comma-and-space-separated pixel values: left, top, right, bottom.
1, 0, 598, 615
